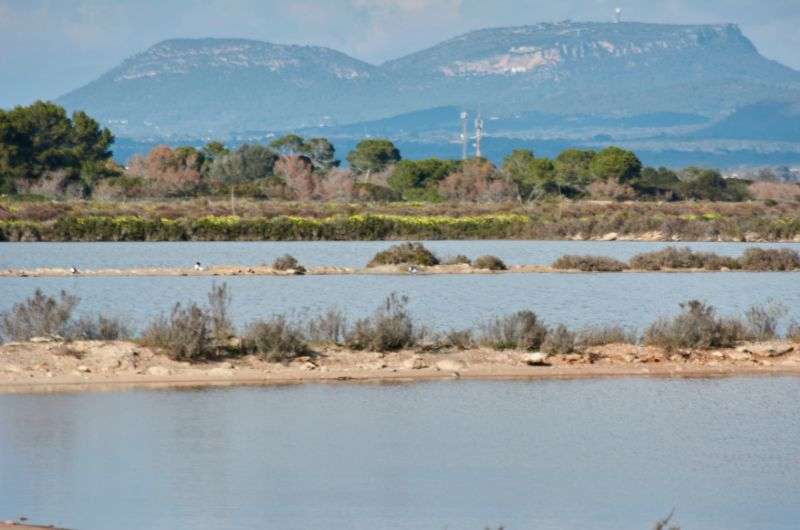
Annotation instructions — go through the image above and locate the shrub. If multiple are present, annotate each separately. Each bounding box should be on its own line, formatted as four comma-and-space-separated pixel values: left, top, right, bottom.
479, 310, 547, 350
345, 293, 417, 351
552, 255, 628, 272
140, 302, 212, 361
442, 254, 472, 266
71, 315, 131, 341
541, 324, 575, 354
0, 289, 79, 341
272, 253, 306, 273
367, 242, 439, 267
576, 325, 638, 347
473, 255, 507, 271
307, 308, 348, 344
207, 283, 234, 343
643, 300, 746, 350
439, 329, 474, 349
242, 316, 310, 362
744, 303, 786, 341
739, 248, 800, 271
629, 247, 740, 271
787, 322, 800, 342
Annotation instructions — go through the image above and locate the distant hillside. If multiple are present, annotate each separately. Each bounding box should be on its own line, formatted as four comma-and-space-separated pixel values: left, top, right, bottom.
57, 22, 800, 137
693, 101, 800, 141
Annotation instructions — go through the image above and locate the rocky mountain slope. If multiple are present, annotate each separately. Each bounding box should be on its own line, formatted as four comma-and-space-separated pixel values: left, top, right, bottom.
57, 22, 800, 137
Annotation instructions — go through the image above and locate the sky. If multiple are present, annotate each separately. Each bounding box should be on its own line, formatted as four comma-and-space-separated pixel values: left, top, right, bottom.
1, 0, 799, 107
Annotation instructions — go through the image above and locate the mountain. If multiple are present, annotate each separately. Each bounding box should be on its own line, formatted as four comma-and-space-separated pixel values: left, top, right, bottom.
58, 38, 385, 136
57, 22, 800, 137
692, 100, 800, 141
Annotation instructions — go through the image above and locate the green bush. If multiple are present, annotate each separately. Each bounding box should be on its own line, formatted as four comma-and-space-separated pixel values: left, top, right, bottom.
367, 242, 440, 267
552, 255, 628, 272
441, 254, 472, 265
472, 255, 507, 270
141, 302, 213, 361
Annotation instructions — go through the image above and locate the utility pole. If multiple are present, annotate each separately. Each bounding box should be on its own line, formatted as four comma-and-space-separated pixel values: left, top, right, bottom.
474, 113, 484, 158
460, 111, 468, 161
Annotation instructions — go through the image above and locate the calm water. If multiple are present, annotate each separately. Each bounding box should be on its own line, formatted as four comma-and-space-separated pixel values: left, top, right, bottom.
2, 378, 799, 530
3, 240, 800, 270
2, 272, 800, 333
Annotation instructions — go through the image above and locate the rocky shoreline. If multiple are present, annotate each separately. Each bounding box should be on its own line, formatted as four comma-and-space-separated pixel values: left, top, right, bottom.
2, 338, 799, 394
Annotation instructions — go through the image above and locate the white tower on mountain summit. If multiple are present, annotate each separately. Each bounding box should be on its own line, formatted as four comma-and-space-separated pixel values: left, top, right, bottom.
614, 7, 622, 23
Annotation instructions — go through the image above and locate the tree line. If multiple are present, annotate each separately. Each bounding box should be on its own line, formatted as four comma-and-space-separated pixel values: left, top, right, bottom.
1, 101, 751, 202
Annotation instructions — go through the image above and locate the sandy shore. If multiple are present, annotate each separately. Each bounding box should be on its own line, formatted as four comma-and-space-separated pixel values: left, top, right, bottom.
1, 339, 798, 394
1, 263, 787, 278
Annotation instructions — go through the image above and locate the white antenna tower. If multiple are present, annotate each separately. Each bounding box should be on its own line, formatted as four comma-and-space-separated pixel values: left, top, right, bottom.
474, 113, 484, 158
460, 111, 469, 161
614, 7, 622, 23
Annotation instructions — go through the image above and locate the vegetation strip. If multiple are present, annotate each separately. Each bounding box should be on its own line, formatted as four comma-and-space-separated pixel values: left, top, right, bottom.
4, 246, 799, 277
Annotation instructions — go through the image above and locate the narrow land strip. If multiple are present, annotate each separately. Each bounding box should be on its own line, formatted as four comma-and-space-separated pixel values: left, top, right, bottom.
2, 339, 798, 394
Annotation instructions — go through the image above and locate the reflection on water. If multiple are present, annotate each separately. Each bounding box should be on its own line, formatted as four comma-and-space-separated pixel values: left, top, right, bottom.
1, 378, 799, 530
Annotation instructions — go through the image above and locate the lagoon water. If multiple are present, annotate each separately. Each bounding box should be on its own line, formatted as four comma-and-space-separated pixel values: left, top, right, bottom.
2, 241, 800, 332
2, 378, 800, 530
3, 240, 800, 270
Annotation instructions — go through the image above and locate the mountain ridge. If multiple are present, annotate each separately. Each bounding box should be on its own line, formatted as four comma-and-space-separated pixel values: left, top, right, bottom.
57, 22, 800, 137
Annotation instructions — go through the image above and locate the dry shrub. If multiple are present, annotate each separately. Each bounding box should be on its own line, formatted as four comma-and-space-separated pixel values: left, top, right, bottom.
345, 294, 417, 351
0, 289, 79, 341
437, 159, 514, 202
541, 324, 575, 354
140, 283, 234, 360
643, 301, 746, 351
318, 169, 355, 201
576, 325, 638, 347
71, 315, 131, 341
367, 242, 440, 267
442, 254, 472, 265
748, 181, 800, 202
586, 180, 637, 201
629, 247, 740, 271
787, 322, 800, 342
439, 329, 474, 349
552, 255, 629, 272
479, 310, 547, 350
141, 303, 212, 360
473, 255, 507, 270
307, 308, 348, 344
744, 302, 786, 341
739, 248, 800, 271
276, 155, 320, 201
272, 254, 306, 273
242, 316, 310, 362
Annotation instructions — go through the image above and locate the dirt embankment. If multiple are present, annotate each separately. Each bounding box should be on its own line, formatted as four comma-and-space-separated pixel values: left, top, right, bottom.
1, 338, 799, 393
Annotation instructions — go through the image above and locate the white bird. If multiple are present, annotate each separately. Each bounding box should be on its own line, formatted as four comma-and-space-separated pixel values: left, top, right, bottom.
194, 261, 204, 271
408, 266, 418, 274
70, 266, 79, 275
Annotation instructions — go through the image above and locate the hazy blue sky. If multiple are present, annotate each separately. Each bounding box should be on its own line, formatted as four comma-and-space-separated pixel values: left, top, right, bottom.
1, 0, 799, 107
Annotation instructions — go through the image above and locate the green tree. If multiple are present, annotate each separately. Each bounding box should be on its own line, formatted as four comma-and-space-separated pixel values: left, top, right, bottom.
209, 144, 278, 183
679, 167, 749, 201
636, 166, 681, 198
589, 146, 642, 183
346, 139, 400, 176
269, 134, 306, 156
305, 138, 339, 170
387, 158, 458, 199
554, 148, 595, 187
